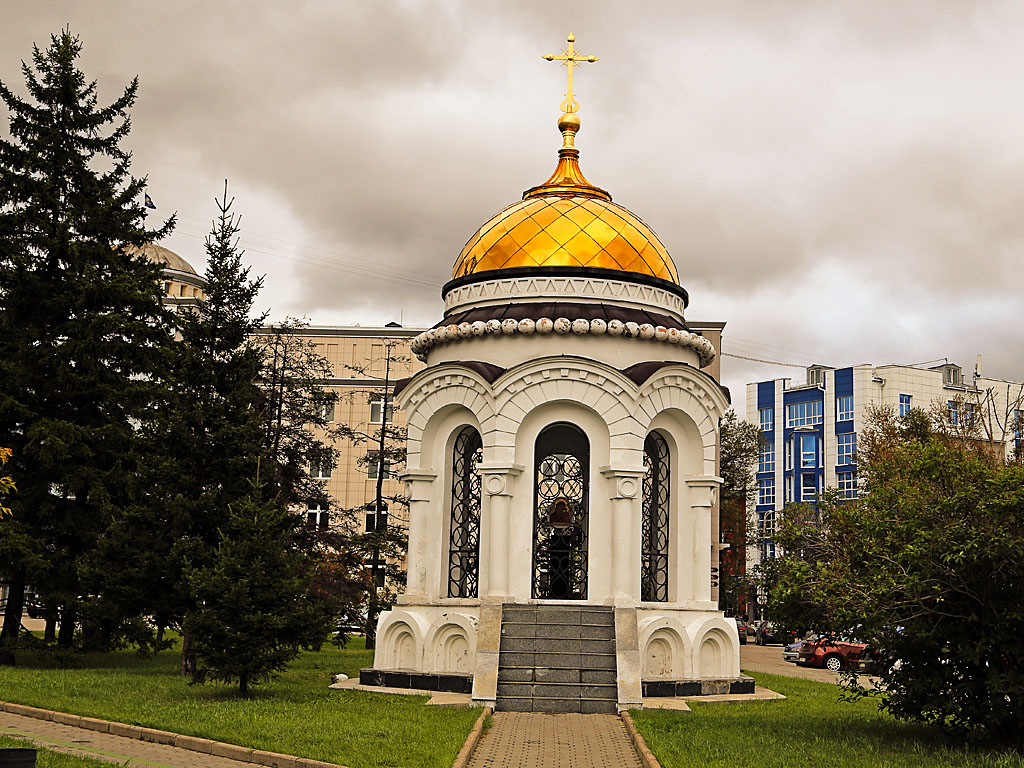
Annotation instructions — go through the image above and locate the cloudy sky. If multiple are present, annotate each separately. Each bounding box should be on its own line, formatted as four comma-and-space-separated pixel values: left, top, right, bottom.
4, 1, 1023, 411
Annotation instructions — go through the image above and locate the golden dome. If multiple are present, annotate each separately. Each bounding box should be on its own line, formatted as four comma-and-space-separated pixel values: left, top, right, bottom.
452, 140, 679, 284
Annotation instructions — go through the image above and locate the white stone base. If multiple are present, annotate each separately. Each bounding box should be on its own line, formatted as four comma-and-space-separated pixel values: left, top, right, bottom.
370, 600, 742, 708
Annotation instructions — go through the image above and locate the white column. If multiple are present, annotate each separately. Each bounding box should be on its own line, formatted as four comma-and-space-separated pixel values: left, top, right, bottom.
477, 463, 523, 600
398, 469, 438, 601
685, 476, 722, 605
601, 467, 646, 602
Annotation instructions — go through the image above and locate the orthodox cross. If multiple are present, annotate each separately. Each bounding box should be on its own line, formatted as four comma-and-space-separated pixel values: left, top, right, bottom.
542, 34, 598, 114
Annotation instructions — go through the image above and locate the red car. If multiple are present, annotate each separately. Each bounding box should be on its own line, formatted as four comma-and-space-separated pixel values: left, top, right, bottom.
797, 636, 867, 671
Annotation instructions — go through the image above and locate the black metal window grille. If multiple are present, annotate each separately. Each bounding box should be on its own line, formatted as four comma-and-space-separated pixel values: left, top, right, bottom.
532, 423, 589, 600
642, 432, 670, 602
447, 427, 483, 597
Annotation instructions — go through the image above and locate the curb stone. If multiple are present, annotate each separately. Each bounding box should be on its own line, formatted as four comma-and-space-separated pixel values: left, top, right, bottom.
0, 700, 350, 768
450, 706, 491, 768
620, 711, 661, 768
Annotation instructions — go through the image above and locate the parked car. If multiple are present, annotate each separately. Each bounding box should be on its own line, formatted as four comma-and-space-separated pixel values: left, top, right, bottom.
796, 635, 868, 671
25, 596, 44, 619
733, 617, 748, 645
755, 621, 796, 646
782, 638, 804, 663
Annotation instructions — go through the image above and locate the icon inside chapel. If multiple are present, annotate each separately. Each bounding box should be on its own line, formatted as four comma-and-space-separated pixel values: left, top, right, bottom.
547, 497, 573, 528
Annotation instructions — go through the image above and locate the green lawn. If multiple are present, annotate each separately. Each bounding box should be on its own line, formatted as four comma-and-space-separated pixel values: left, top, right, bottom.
631, 672, 1023, 768
0, 638, 479, 768
0, 735, 116, 768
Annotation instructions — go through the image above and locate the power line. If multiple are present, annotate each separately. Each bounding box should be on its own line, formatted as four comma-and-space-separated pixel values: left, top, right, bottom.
721, 351, 806, 368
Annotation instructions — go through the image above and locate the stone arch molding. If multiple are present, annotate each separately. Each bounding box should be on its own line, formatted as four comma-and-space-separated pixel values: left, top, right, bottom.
692, 616, 741, 678
424, 613, 478, 675
398, 357, 726, 467
397, 366, 496, 462
638, 616, 693, 680
377, 610, 430, 671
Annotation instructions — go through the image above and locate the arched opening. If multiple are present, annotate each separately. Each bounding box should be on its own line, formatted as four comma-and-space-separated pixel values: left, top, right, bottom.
642, 431, 671, 602
447, 426, 483, 597
532, 422, 589, 600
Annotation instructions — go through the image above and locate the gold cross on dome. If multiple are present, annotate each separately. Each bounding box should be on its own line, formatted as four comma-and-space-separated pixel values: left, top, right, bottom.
542, 33, 598, 114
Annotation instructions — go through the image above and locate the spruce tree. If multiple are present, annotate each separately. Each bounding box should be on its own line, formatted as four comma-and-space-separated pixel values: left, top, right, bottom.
0, 30, 173, 658
185, 487, 332, 695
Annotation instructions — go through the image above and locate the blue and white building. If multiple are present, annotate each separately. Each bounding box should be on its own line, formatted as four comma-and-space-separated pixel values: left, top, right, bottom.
746, 360, 1023, 577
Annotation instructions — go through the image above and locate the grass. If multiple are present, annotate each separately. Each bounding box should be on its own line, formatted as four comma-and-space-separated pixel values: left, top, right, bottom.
0, 638, 480, 768
0, 735, 117, 767
631, 672, 1023, 768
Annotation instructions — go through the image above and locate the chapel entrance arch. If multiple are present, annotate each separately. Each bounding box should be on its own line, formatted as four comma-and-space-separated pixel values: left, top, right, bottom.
532, 422, 589, 600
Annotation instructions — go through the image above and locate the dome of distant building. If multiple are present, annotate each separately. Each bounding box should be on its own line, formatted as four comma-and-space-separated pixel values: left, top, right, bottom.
128, 242, 207, 306
129, 242, 200, 276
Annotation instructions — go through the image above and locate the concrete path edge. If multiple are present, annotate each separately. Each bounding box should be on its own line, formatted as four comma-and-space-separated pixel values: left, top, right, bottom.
620, 712, 662, 768
0, 700, 348, 768
450, 706, 491, 768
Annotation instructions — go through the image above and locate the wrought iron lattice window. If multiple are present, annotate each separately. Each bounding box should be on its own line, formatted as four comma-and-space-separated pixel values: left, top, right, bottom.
447, 427, 483, 597
642, 432, 670, 602
533, 423, 589, 600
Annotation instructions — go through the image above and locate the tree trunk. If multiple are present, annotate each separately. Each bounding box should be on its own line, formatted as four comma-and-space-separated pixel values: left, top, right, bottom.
0, 572, 25, 665
44, 604, 58, 643
180, 630, 195, 677
239, 672, 249, 696
57, 602, 77, 649
156, 623, 165, 645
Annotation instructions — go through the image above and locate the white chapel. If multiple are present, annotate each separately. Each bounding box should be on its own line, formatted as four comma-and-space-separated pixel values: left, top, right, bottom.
362, 35, 747, 712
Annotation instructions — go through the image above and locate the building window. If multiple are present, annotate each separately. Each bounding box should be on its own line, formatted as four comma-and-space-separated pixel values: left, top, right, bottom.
759, 407, 774, 432
365, 503, 388, 532
800, 473, 818, 501
758, 442, 775, 474
837, 395, 854, 422
837, 432, 856, 466
447, 427, 483, 598
784, 475, 793, 503
318, 393, 335, 423
784, 439, 793, 470
800, 434, 818, 469
759, 510, 776, 559
945, 366, 962, 387
964, 402, 977, 428
370, 395, 394, 424
899, 394, 912, 417
786, 399, 823, 427
948, 401, 959, 425
366, 451, 391, 479
837, 471, 858, 499
307, 504, 330, 530
309, 457, 331, 479
1015, 410, 1023, 440
758, 477, 775, 507
642, 432, 671, 603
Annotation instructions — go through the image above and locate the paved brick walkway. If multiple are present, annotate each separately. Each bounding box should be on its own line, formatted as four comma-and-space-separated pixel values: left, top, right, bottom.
467, 713, 641, 768
0, 711, 255, 768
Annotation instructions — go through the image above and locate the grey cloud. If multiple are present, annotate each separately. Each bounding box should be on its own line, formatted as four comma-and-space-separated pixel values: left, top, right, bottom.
3, 0, 1024, 407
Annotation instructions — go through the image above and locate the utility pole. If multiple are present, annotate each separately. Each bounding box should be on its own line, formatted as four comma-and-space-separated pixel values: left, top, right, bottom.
366, 344, 391, 651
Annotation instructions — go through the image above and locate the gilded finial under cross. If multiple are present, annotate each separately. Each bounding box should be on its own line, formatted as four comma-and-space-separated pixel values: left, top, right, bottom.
542, 33, 598, 115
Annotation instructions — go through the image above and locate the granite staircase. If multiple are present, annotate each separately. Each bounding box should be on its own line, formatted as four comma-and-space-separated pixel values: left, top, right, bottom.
496, 604, 618, 713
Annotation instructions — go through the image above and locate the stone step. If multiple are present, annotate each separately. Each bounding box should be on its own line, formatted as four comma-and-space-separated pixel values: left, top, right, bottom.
499, 636, 617, 654
501, 606, 614, 626
499, 622, 616, 640
496, 666, 617, 685
497, 681, 618, 700
497, 651, 617, 670
496, 696, 618, 714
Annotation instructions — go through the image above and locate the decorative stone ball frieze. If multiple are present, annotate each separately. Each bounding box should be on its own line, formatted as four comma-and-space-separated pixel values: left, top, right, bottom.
409, 315, 716, 367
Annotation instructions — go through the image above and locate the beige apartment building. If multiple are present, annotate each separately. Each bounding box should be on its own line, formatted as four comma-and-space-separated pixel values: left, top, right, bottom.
293, 324, 427, 531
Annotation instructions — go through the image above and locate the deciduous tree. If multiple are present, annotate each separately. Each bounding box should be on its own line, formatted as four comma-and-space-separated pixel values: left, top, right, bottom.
762, 407, 1024, 743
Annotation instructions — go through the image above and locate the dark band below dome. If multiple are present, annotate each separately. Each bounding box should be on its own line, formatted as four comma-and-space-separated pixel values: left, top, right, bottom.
442, 265, 689, 306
